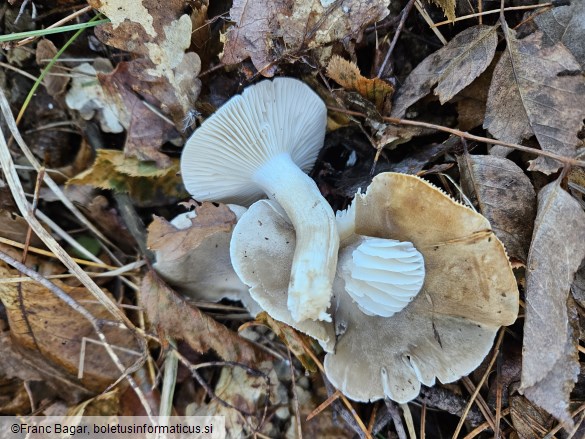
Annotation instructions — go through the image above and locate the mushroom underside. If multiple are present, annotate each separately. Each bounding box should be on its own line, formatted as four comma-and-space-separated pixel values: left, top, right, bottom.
230, 199, 336, 352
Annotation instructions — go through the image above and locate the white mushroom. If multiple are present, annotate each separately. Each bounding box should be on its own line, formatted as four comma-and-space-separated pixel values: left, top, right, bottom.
180, 78, 338, 322
230, 172, 519, 403
229, 199, 336, 352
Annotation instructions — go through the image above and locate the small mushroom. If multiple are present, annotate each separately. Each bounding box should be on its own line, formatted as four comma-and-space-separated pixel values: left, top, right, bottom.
231, 172, 518, 403
180, 78, 338, 322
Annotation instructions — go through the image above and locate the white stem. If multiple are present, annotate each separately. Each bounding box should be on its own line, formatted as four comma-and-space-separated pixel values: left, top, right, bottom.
253, 153, 339, 322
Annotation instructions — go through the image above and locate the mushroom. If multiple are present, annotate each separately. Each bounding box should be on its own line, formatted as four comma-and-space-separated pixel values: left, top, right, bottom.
231, 172, 518, 402
180, 78, 338, 322
230, 199, 336, 352
149, 202, 262, 316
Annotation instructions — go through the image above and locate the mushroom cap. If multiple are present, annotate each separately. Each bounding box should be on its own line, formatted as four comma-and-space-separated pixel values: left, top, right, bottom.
230, 199, 336, 352
181, 78, 327, 206
324, 173, 518, 403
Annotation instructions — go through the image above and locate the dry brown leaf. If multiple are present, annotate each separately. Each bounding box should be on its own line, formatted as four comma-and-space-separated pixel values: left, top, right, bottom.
327, 55, 393, 113
458, 154, 536, 263
222, 0, 390, 76
0, 209, 44, 247
0, 269, 140, 397
510, 391, 556, 439
254, 312, 317, 373
520, 180, 585, 425
190, 361, 281, 438
148, 203, 248, 303
484, 27, 585, 174
68, 149, 186, 207
88, 0, 202, 127
97, 62, 178, 167
35, 39, 69, 97
534, 0, 585, 66
140, 270, 262, 365
392, 25, 497, 117
428, 0, 456, 22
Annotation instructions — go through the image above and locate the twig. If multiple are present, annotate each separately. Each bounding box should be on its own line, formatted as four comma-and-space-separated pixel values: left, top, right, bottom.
377, 0, 416, 78
414, 0, 447, 44
287, 348, 303, 439
326, 106, 585, 168
385, 399, 408, 439
432, 3, 554, 27
462, 408, 511, 439
452, 329, 506, 438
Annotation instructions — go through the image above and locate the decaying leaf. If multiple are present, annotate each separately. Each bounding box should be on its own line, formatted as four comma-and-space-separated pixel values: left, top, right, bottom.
97, 62, 179, 167
189, 361, 282, 439
0, 209, 44, 248
140, 270, 262, 365
458, 154, 536, 263
510, 391, 556, 439
222, 0, 390, 76
520, 180, 585, 425
67, 149, 187, 207
35, 39, 69, 97
148, 203, 245, 302
0, 267, 140, 398
254, 312, 317, 373
534, 0, 585, 66
65, 60, 123, 134
327, 55, 393, 113
88, 0, 202, 127
428, 0, 456, 22
392, 25, 498, 117
484, 26, 585, 174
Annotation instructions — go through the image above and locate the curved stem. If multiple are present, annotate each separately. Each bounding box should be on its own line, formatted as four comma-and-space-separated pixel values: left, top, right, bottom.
253, 153, 339, 322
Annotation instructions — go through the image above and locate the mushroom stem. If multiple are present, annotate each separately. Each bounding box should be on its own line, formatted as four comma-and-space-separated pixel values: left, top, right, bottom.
253, 153, 339, 322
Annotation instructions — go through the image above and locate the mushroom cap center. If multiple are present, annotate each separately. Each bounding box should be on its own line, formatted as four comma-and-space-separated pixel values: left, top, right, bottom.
339, 236, 425, 317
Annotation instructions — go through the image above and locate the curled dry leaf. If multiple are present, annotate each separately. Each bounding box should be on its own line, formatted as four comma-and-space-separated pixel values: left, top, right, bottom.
222, 0, 390, 76
148, 202, 250, 303
0, 266, 140, 398
327, 55, 394, 113
67, 149, 187, 207
520, 180, 585, 426
140, 270, 263, 365
88, 0, 202, 127
35, 39, 69, 97
392, 25, 498, 117
484, 26, 585, 174
458, 154, 536, 263
97, 62, 179, 167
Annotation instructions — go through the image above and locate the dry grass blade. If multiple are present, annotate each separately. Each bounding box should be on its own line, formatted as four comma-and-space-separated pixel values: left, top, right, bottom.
452, 329, 505, 438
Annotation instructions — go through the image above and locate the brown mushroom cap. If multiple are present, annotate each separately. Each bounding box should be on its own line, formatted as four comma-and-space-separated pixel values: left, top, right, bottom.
324, 173, 518, 402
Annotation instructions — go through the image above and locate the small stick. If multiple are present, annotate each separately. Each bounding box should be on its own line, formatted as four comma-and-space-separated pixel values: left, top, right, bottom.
432, 3, 555, 27
377, 0, 416, 78
287, 348, 303, 439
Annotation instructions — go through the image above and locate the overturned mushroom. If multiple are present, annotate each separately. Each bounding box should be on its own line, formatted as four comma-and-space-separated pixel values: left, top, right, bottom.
149, 202, 261, 315
180, 78, 338, 322
231, 172, 518, 403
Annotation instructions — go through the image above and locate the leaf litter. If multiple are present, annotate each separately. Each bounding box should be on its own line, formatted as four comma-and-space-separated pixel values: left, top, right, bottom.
0, 0, 584, 437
